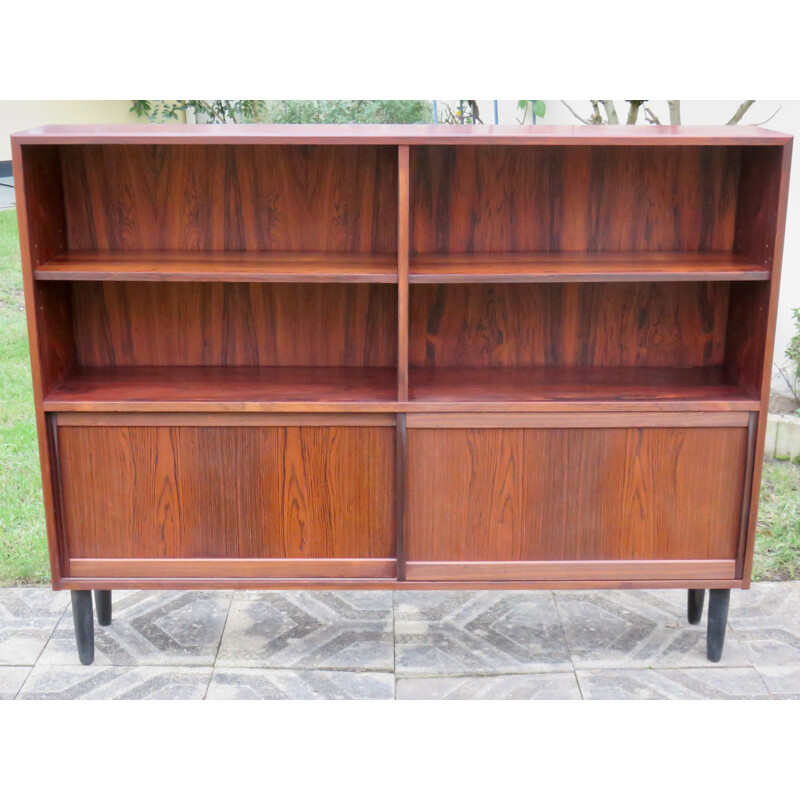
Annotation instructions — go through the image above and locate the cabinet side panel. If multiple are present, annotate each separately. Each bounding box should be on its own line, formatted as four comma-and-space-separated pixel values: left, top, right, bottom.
60, 144, 398, 253
13, 143, 74, 585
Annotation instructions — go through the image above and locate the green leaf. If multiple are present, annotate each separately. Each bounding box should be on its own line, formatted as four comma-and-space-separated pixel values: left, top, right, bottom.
533, 100, 546, 118
518, 100, 528, 110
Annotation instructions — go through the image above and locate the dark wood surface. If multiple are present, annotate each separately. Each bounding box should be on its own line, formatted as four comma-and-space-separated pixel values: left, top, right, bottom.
45, 366, 398, 411
408, 367, 758, 409
60, 144, 398, 253
410, 251, 769, 283
410, 146, 740, 254
70, 282, 397, 367
410, 283, 730, 368
406, 426, 747, 565
58, 423, 396, 563
36, 251, 398, 282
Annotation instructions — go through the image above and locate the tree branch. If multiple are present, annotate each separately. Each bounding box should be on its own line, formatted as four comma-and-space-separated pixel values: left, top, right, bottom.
752, 106, 781, 126
600, 100, 619, 124
727, 100, 755, 125
643, 106, 661, 125
626, 100, 645, 125
667, 100, 681, 125
561, 100, 592, 125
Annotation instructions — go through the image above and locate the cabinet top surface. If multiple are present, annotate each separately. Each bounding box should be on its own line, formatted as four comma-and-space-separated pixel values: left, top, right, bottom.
11, 123, 793, 146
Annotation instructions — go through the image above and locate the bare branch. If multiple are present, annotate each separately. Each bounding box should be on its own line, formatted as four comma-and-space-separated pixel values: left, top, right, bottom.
643, 106, 662, 125
667, 100, 681, 125
626, 100, 645, 125
726, 100, 755, 125
561, 100, 592, 125
589, 101, 604, 124
752, 106, 781, 126
600, 100, 619, 124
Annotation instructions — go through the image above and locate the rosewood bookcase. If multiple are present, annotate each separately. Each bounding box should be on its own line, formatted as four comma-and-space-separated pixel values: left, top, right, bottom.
12, 124, 792, 664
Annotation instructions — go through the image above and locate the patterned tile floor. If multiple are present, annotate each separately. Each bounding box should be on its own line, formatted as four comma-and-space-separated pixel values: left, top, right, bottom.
1, 583, 799, 699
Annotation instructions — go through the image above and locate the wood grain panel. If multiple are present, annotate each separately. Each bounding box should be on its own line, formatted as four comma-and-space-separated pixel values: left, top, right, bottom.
410, 283, 729, 368
406, 426, 747, 565
60, 144, 398, 253
58, 424, 395, 564
410, 145, 740, 254
71, 282, 397, 367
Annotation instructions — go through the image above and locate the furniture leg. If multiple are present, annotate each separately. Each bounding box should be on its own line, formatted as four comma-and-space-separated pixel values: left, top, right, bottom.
70, 590, 95, 665
94, 590, 112, 626
706, 588, 731, 663
687, 588, 705, 624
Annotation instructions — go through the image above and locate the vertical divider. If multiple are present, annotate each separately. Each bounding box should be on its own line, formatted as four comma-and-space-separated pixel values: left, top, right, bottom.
396, 146, 410, 580
397, 145, 410, 402
395, 413, 407, 581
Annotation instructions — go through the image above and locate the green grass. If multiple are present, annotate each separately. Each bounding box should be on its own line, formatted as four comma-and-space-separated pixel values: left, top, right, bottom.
0, 207, 49, 585
0, 205, 798, 585
753, 459, 800, 581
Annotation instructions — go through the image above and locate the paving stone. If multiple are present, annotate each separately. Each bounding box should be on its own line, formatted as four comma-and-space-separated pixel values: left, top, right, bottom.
729, 582, 800, 667
217, 591, 393, 671
397, 672, 581, 700
18, 666, 211, 699
577, 667, 771, 700
39, 591, 231, 666
0, 589, 70, 665
0, 666, 32, 700
207, 667, 394, 699
395, 591, 571, 676
556, 589, 749, 669
754, 666, 800, 699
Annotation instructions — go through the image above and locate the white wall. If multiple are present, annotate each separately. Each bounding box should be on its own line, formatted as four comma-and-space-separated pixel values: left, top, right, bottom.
0, 101, 144, 160
444, 100, 800, 392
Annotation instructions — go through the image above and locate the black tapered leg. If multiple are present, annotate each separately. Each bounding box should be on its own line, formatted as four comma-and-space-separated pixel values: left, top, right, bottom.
706, 588, 731, 663
70, 590, 94, 665
94, 590, 112, 626
687, 589, 705, 624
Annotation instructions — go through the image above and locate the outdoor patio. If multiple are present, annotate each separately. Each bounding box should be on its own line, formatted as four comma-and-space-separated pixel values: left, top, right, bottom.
1, 582, 798, 699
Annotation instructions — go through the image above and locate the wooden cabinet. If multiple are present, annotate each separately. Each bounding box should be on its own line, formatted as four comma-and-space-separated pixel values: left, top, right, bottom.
12, 124, 792, 664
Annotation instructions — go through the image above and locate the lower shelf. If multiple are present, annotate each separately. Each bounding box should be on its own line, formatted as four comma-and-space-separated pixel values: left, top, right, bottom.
44, 365, 759, 412
44, 366, 398, 411
409, 366, 759, 411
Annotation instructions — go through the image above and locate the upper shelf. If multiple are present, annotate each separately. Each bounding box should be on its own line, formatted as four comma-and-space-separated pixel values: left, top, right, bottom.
410, 252, 770, 283
34, 251, 769, 284
34, 251, 398, 283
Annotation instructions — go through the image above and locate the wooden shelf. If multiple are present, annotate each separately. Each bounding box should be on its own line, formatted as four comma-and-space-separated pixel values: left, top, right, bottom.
44, 366, 398, 412
408, 367, 760, 411
410, 252, 769, 283
35, 251, 398, 283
